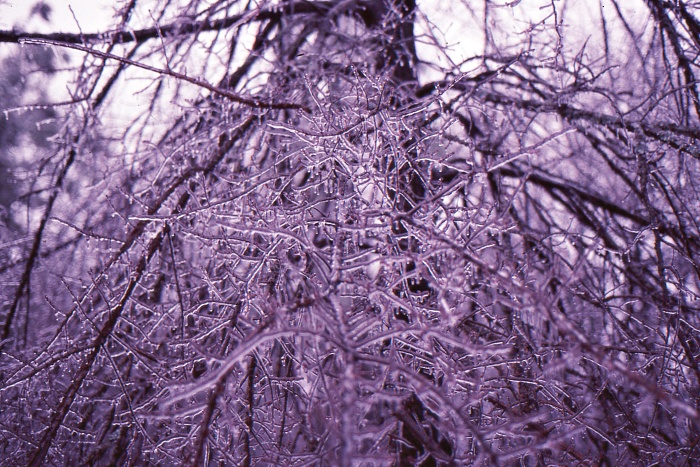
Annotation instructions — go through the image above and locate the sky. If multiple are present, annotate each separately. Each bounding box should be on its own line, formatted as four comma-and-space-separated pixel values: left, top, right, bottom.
0, 0, 116, 33
0, 0, 634, 69
0, 0, 653, 133
0, 0, 496, 61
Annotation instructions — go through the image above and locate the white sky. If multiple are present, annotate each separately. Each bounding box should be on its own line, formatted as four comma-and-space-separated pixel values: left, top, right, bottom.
0, 0, 116, 33
0, 0, 653, 130
0, 0, 651, 69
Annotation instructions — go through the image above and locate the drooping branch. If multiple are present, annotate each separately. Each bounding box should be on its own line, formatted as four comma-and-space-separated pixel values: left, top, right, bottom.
0, 1, 386, 46
20, 37, 307, 111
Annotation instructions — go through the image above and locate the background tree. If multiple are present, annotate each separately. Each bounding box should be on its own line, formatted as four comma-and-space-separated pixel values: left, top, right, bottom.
1, 0, 700, 465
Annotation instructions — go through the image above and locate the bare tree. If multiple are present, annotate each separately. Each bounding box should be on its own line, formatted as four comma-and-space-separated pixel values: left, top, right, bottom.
1, 0, 700, 465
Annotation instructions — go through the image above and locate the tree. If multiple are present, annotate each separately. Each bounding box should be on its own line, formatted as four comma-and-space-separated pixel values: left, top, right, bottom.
1, 0, 700, 464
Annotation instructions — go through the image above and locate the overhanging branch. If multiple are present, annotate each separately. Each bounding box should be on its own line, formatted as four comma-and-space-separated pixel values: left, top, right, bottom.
0, 1, 381, 46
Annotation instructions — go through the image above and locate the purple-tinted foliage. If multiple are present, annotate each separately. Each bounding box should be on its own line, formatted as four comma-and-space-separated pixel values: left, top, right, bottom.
1, 0, 700, 465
